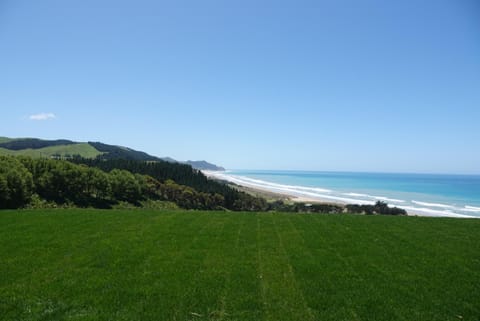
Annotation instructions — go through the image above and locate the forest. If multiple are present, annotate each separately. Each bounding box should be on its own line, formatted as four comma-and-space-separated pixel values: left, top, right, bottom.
0, 155, 269, 211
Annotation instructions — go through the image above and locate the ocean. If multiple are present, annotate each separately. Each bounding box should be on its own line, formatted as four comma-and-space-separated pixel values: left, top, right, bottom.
214, 170, 480, 218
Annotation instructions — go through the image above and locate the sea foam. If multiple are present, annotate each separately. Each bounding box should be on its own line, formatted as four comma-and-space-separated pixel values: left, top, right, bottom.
411, 201, 454, 208
373, 196, 405, 203
344, 193, 369, 197
464, 206, 480, 212
396, 206, 475, 218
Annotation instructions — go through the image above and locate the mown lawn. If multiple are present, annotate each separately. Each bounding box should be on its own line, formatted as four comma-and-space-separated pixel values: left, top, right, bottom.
0, 209, 479, 321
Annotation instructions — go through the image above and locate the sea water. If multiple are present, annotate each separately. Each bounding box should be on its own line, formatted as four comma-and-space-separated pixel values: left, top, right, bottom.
220, 170, 480, 218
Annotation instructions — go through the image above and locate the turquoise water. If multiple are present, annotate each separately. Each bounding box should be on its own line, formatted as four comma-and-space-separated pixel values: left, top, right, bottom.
224, 170, 480, 218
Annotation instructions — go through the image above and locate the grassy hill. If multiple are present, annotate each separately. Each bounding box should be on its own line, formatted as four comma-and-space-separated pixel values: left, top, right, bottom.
1, 209, 478, 321
0, 137, 160, 160
0, 137, 224, 170
0, 143, 103, 158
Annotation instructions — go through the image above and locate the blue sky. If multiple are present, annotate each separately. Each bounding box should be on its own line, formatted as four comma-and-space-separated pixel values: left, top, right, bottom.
1, 0, 479, 173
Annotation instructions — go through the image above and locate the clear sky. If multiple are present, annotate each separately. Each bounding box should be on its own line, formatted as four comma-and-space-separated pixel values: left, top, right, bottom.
1, 0, 479, 173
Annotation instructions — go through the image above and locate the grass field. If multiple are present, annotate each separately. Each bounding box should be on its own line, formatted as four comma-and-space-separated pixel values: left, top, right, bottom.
0, 143, 103, 159
0, 210, 479, 321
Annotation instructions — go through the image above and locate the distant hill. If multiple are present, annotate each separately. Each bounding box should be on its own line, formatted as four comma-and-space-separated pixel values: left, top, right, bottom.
184, 160, 225, 171
88, 141, 162, 161
0, 138, 75, 150
0, 143, 102, 159
0, 137, 225, 171
0, 137, 14, 143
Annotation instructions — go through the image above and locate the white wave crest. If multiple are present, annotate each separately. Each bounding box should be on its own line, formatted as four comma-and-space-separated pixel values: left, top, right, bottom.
464, 206, 480, 213
220, 174, 332, 193
398, 206, 476, 218
411, 201, 454, 208
343, 193, 405, 204
344, 193, 369, 197
373, 196, 405, 203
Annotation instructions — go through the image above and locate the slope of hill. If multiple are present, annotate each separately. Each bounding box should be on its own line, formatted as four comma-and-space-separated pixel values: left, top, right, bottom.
0, 138, 75, 150
0, 137, 13, 143
184, 160, 225, 171
88, 141, 162, 161
0, 143, 103, 158
0, 137, 224, 171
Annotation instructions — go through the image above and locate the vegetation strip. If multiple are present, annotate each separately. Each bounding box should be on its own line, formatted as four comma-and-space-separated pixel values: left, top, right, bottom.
0, 155, 407, 215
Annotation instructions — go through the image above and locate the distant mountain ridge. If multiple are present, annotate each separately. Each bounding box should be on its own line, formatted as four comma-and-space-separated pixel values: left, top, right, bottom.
184, 160, 225, 171
0, 137, 225, 171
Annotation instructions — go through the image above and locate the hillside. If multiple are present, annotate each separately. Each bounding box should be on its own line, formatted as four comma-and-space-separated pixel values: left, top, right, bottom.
185, 160, 225, 171
1, 209, 478, 321
0, 137, 224, 171
0, 143, 102, 158
0, 138, 75, 150
0, 137, 13, 143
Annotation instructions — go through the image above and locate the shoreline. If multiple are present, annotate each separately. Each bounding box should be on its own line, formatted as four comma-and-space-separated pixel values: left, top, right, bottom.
203, 170, 478, 218
231, 183, 344, 207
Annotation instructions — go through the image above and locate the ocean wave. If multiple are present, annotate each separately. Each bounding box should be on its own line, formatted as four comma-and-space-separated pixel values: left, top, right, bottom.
291, 191, 374, 205
343, 193, 406, 204
210, 173, 372, 204
411, 201, 454, 209
464, 206, 480, 213
397, 206, 476, 218
344, 193, 369, 197
227, 175, 333, 193
373, 196, 405, 203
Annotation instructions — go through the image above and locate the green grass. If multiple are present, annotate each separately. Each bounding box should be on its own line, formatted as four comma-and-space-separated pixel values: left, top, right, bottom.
0, 210, 479, 321
0, 143, 103, 158
0, 137, 14, 143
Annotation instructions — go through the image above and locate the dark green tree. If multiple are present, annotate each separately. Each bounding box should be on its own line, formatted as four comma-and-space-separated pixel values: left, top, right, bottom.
0, 156, 34, 208
109, 169, 142, 203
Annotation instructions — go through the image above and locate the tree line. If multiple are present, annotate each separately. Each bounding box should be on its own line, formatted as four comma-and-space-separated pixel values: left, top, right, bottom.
0, 156, 406, 215
69, 157, 252, 209
0, 156, 267, 211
